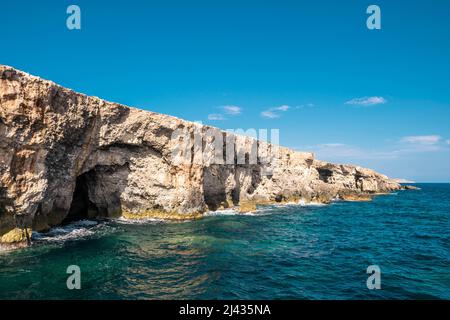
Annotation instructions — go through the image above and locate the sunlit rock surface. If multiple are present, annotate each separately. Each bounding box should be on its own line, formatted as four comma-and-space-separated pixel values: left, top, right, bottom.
0, 65, 400, 247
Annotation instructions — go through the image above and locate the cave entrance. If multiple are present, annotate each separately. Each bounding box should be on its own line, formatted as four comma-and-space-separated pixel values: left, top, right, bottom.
63, 171, 99, 224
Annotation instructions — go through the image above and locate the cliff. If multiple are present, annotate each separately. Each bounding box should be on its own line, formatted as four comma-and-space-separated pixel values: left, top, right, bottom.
0, 65, 400, 248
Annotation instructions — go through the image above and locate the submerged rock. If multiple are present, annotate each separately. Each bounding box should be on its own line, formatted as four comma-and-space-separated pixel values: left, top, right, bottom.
340, 194, 373, 202
403, 185, 421, 190
0, 227, 32, 243
0, 227, 32, 250
0, 65, 401, 248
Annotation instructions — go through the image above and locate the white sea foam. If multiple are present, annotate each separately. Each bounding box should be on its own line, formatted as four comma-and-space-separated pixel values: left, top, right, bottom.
203, 209, 240, 217
32, 220, 102, 243
114, 216, 165, 225
288, 200, 327, 207
204, 200, 328, 216
31, 199, 328, 242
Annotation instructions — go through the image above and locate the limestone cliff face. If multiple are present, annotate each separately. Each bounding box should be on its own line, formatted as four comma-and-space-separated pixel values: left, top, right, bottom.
0, 65, 400, 246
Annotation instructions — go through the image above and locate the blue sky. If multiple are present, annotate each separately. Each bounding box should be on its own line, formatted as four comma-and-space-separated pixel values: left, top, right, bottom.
2, 0, 450, 182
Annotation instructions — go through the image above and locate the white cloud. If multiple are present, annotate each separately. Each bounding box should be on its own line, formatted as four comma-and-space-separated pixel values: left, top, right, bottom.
295, 103, 315, 109
207, 113, 225, 121
261, 110, 279, 119
401, 135, 442, 145
261, 105, 290, 119
319, 143, 346, 148
275, 105, 290, 112
301, 137, 446, 163
222, 105, 241, 115
446, 140, 450, 145
301, 143, 398, 161
207, 105, 241, 121
345, 96, 387, 106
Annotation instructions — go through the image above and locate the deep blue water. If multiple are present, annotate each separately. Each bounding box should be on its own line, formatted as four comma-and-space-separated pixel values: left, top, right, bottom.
0, 184, 449, 299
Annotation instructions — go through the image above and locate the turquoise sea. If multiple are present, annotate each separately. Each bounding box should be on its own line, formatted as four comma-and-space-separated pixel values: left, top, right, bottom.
0, 184, 449, 300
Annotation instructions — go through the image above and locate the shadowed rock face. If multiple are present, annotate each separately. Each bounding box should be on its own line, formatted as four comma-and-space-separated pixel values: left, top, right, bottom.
0, 65, 400, 247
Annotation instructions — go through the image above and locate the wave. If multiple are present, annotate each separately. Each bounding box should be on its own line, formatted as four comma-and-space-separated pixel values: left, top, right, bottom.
285, 200, 327, 207
32, 220, 110, 243
203, 209, 240, 217
31, 199, 328, 240
204, 200, 328, 216
113, 216, 166, 225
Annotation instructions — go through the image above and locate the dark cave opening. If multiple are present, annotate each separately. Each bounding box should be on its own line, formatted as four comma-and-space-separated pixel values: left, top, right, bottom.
317, 168, 333, 183
63, 172, 99, 224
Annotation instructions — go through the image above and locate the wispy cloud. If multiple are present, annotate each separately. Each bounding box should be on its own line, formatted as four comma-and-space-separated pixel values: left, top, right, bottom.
319, 143, 346, 147
261, 110, 278, 119
207, 105, 241, 121
301, 135, 448, 163
295, 103, 315, 109
302, 143, 397, 161
222, 105, 241, 115
345, 96, 387, 106
261, 105, 290, 119
207, 113, 225, 121
275, 105, 290, 112
400, 135, 442, 145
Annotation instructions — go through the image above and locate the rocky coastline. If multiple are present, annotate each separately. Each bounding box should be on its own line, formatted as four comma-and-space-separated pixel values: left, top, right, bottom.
0, 65, 402, 249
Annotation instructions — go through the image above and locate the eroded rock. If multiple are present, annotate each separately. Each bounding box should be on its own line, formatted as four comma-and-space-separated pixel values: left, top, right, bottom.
0, 65, 401, 248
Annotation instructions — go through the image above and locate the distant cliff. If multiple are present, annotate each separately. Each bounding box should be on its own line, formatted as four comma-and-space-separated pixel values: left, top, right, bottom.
0, 65, 400, 248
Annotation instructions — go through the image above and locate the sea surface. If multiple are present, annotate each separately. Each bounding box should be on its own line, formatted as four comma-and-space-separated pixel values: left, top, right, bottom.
0, 184, 449, 300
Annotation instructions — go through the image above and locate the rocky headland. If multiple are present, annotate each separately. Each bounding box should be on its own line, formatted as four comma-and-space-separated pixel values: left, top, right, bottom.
0, 65, 401, 249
